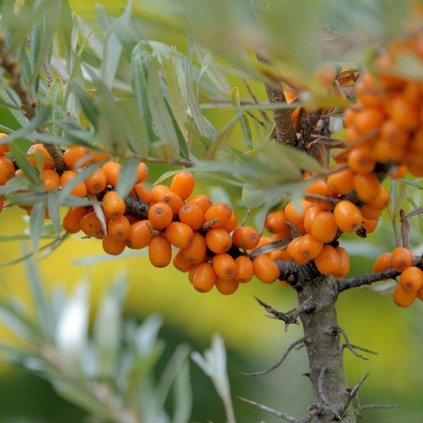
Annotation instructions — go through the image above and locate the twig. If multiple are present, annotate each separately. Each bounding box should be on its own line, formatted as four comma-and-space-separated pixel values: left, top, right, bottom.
237, 397, 299, 423
243, 79, 271, 124
349, 373, 369, 399
242, 337, 305, 376
355, 402, 400, 418
305, 194, 339, 205
336, 326, 377, 360
400, 209, 410, 249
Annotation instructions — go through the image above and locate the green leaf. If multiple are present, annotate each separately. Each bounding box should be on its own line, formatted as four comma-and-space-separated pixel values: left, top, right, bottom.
71, 83, 99, 128
0, 177, 30, 195
102, 30, 123, 89
209, 186, 233, 207
116, 159, 140, 198
205, 114, 239, 160
172, 359, 192, 423
29, 202, 46, 253
8, 143, 41, 185
47, 78, 65, 136
47, 191, 62, 233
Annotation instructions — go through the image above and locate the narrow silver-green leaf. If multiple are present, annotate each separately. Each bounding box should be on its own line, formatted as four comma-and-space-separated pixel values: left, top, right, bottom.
29, 202, 46, 253
116, 159, 140, 198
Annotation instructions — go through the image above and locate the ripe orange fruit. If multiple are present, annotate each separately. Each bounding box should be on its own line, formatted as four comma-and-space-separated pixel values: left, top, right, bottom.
391, 247, 413, 272
333, 246, 350, 278
42, 169, 61, 190
297, 234, 324, 261
326, 168, 355, 195
235, 255, 254, 283
347, 148, 376, 174
204, 202, 232, 228
253, 255, 280, 284
149, 236, 172, 268
287, 237, 309, 265
362, 218, 378, 234
103, 191, 126, 219
0, 133, 9, 155
373, 252, 392, 272
132, 183, 153, 203
367, 186, 390, 210
387, 96, 419, 130
393, 284, 416, 308
181, 232, 207, 264
265, 210, 291, 237
60, 170, 88, 197
304, 206, 322, 233
135, 162, 149, 184
63, 206, 90, 233
399, 266, 423, 293
151, 184, 171, 203
63, 145, 92, 168
186, 194, 212, 213
0, 156, 15, 185
223, 211, 238, 232
80, 211, 103, 237
178, 202, 204, 230
170, 171, 195, 200
127, 220, 154, 249
314, 245, 341, 276
107, 215, 131, 240
284, 200, 311, 227
305, 180, 331, 209
27, 144, 54, 169
215, 278, 239, 295
102, 161, 121, 187
84, 168, 108, 194
360, 204, 382, 220
165, 221, 194, 249
148, 202, 173, 229
156, 191, 184, 215
310, 211, 338, 243
173, 250, 196, 272
212, 253, 237, 280
353, 173, 380, 203
191, 262, 216, 293
353, 108, 385, 135
334, 201, 363, 233
232, 226, 260, 250
102, 235, 126, 255
205, 228, 232, 254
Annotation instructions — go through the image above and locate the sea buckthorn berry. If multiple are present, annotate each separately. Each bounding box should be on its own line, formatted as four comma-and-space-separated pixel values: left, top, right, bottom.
215, 278, 239, 295
399, 266, 423, 293
27, 144, 54, 169
362, 218, 378, 234
181, 232, 207, 264
353, 108, 385, 135
387, 96, 419, 130
304, 206, 322, 233
373, 252, 392, 272
80, 211, 103, 237
0, 156, 15, 184
148, 201, 173, 229
170, 171, 195, 200
204, 202, 232, 228
205, 228, 232, 254
102, 235, 126, 256
265, 210, 290, 237
314, 245, 341, 276
347, 148, 376, 174
223, 211, 238, 232
334, 201, 363, 233
0, 133, 9, 155
391, 247, 413, 272
84, 168, 107, 194
165, 222, 194, 249
132, 183, 153, 203
232, 226, 260, 250
333, 247, 350, 278
305, 180, 331, 209
326, 168, 355, 195
284, 200, 311, 227
360, 205, 382, 220
367, 186, 390, 210
310, 211, 338, 243
393, 284, 417, 308
151, 184, 171, 203
102, 161, 121, 187
135, 162, 148, 183
268, 248, 291, 261
287, 237, 309, 265
108, 215, 131, 241
63, 145, 92, 169
173, 251, 195, 272
235, 255, 254, 283
42, 169, 60, 190
212, 253, 237, 280
178, 202, 204, 230
63, 206, 90, 233
149, 236, 172, 268
103, 191, 126, 219
253, 254, 280, 284
192, 263, 216, 293
60, 170, 88, 197
353, 173, 380, 203
297, 234, 324, 261
127, 220, 154, 249
91, 150, 111, 163
157, 191, 184, 215
186, 194, 212, 213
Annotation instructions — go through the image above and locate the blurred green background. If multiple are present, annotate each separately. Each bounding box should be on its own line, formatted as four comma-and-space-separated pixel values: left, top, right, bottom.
1, 0, 423, 422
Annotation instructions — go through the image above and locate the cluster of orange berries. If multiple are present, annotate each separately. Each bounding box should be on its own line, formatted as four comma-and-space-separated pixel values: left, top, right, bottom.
374, 248, 423, 308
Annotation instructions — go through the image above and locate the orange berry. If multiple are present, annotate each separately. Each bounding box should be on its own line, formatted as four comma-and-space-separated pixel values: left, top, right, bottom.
232, 226, 260, 250
84, 168, 107, 194
42, 169, 60, 190
304, 206, 322, 233
353, 108, 385, 135
102, 235, 126, 255
132, 183, 153, 203
353, 173, 380, 203
253, 254, 280, 283
108, 215, 131, 240
367, 185, 390, 210
284, 200, 310, 227
60, 170, 88, 197
360, 204, 382, 220
223, 211, 238, 232
265, 210, 291, 237
181, 232, 207, 264
0, 156, 15, 185
310, 211, 338, 243
0, 133, 9, 155
151, 184, 171, 203
387, 96, 419, 130
91, 149, 111, 163
103, 191, 126, 219
135, 162, 148, 183
235, 255, 254, 283
80, 211, 103, 237
127, 220, 154, 249
215, 278, 239, 295
147, 202, 173, 229
186, 194, 212, 213
149, 236, 172, 268
333, 246, 350, 278
287, 237, 309, 265
102, 161, 121, 187
268, 248, 291, 261
373, 252, 392, 272
62, 206, 90, 233
388, 164, 408, 179
326, 168, 355, 195
63, 145, 92, 169
391, 247, 413, 272
334, 201, 363, 233
205, 228, 232, 254
347, 148, 376, 174
212, 253, 237, 280
314, 245, 341, 276
27, 144, 54, 169
165, 221, 194, 249
305, 180, 331, 209
204, 202, 232, 228
170, 171, 195, 200
399, 266, 423, 293
393, 284, 416, 308
362, 218, 378, 234
173, 250, 196, 272
178, 202, 204, 230
191, 262, 216, 293
297, 234, 324, 261
157, 191, 184, 215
